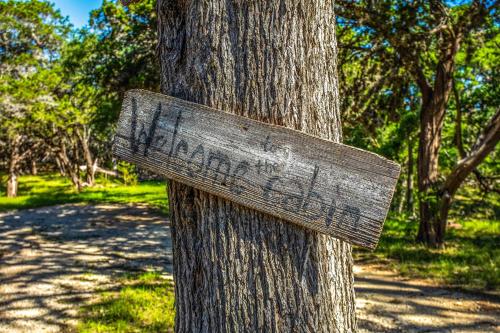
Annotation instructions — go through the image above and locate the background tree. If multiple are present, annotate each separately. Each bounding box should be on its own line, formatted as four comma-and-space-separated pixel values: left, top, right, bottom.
0, 0, 70, 196
85, 0, 159, 128
0, 0, 159, 193
336, 0, 499, 247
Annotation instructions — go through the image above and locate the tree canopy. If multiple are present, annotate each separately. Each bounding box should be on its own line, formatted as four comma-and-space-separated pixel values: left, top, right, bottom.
0, 0, 498, 247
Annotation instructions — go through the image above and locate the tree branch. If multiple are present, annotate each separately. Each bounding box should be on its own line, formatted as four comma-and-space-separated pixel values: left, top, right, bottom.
443, 108, 500, 195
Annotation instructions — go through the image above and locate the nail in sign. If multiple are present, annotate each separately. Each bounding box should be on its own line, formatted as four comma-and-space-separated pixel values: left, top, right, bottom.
113, 90, 400, 249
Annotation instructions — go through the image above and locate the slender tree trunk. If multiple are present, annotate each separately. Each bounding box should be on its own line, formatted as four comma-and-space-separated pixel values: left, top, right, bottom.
406, 136, 414, 215
57, 140, 82, 191
7, 170, 18, 198
55, 156, 66, 176
6, 136, 21, 198
77, 126, 95, 186
417, 79, 500, 247
158, 0, 356, 331
417, 28, 498, 245
398, 179, 406, 214
7, 155, 19, 198
30, 159, 38, 176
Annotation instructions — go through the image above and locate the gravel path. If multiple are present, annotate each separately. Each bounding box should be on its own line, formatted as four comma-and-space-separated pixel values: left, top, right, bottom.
0, 204, 498, 332
355, 265, 499, 332
0, 204, 172, 332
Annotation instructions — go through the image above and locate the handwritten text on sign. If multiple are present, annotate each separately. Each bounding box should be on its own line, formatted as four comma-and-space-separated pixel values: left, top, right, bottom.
113, 90, 400, 249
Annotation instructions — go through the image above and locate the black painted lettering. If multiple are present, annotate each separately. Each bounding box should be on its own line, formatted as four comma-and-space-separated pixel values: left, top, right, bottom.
168, 110, 183, 157
302, 165, 326, 219
263, 176, 282, 203
281, 179, 304, 213
186, 144, 205, 177
262, 135, 277, 153
142, 102, 162, 157
264, 161, 272, 174
269, 162, 279, 174
338, 205, 361, 230
173, 139, 189, 158
129, 99, 162, 157
325, 198, 336, 227
255, 160, 263, 174
263, 176, 304, 213
171, 139, 189, 171
229, 161, 250, 194
205, 150, 231, 184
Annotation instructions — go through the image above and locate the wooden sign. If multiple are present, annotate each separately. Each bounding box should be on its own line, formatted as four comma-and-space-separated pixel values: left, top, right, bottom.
113, 90, 400, 249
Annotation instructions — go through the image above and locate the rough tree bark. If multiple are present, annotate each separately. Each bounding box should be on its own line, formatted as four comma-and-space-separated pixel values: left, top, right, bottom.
157, 0, 356, 331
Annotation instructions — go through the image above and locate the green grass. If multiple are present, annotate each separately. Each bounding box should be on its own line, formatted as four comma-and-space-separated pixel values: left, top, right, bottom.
0, 174, 168, 214
355, 186, 499, 291
78, 272, 175, 333
355, 214, 500, 291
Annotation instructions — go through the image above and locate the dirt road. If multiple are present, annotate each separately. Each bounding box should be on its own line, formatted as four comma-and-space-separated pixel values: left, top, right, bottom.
355, 265, 499, 332
0, 204, 498, 332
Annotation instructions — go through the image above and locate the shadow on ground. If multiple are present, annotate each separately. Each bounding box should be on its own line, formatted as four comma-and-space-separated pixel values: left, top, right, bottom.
0, 204, 172, 332
0, 204, 498, 333
354, 265, 500, 333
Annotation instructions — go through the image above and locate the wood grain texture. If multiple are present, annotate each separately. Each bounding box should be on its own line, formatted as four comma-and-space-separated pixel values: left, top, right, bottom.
114, 89, 400, 249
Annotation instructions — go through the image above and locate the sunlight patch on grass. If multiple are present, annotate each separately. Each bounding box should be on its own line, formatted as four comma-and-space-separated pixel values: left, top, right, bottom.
78, 272, 175, 333
0, 174, 168, 214
355, 214, 500, 291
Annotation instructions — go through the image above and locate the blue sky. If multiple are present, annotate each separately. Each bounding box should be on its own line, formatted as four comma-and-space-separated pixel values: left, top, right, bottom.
52, 0, 102, 28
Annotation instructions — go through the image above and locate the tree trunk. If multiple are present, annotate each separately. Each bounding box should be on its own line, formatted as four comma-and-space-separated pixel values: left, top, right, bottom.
31, 159, 38, 176
416, 36, 460, 247
29, 153, 38, 176
7, 159, 19, 198
6, 172, 18, 198
416, 94, 447, 246
55, 156, 66, 176
417, 81, 500, 247
76, 126, 95, 186
406, 135, 414, 215
158, 0, 356, 331
57, 140, 82, 191
6, 136, 21, 198
397, 179, 406, 214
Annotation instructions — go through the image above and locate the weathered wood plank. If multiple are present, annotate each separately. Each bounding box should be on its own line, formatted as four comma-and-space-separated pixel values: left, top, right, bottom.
113, 89, 401, 249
